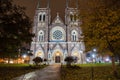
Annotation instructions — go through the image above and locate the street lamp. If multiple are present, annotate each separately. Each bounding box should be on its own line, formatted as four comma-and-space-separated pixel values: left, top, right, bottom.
92, 54, 96, 63
23, 54, 27, 58
17, 48, 21, 64
92, 48, 97, 63
22, 54, 27, 63
27, 50, 33, 64
93, 48, 97, 52
92, 54, 95, 58
18, 48, 21, 57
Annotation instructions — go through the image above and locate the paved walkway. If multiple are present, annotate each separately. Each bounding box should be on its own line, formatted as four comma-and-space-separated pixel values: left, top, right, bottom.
13, 64, 61, 80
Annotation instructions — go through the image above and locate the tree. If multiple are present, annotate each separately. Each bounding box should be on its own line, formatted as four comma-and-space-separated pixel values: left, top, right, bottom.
64, 56, 74, 67
33, 57, 43, 66
79, 0, 120, 76
0, 0, 34, 59
113, 40, 120, 65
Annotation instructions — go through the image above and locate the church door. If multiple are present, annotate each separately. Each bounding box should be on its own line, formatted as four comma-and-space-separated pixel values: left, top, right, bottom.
55, 56, 60, 63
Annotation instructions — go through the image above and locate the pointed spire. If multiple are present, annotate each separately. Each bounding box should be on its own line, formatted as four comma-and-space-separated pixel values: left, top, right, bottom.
37, 0, 50, 8
66, 0, 79, 8
57, 12, 59, 17
47, 0, 50, 8
76, 0, 78, 9
37, 0, 40, 8
66, 0, 69, 8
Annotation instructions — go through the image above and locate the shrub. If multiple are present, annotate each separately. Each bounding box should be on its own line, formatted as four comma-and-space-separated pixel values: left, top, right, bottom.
33, 57, 43, 66
64, 56, 74, 67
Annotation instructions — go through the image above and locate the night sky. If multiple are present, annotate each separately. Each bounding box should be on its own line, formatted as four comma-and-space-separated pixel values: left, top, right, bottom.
13, 0, 67, 21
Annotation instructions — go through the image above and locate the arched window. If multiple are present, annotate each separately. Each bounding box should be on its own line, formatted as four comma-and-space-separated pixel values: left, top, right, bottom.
39, 15, 42, 21
43, 14, 45, 21
48, 54, 50, 58
74, 15, 77, 21
38, 30, 44, 42
38, 12, 46, 22
70, 14, 74, 21
71, 30, 78, 41
50, 26, 65, 41
70, 14, 73, 21
53, 30, 63, 40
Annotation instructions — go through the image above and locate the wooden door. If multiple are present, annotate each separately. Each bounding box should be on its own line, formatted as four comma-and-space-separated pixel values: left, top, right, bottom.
55, 56, 60, 63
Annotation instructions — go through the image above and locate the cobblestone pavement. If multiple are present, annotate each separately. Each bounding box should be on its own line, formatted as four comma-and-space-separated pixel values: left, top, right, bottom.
13, 64, 61, 80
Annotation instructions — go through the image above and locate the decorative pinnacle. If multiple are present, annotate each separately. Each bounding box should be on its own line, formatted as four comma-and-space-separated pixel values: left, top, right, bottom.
57, 12, 59, 17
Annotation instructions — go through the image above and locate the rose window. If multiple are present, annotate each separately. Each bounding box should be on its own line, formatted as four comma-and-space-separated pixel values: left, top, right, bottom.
53, 30, 63, 40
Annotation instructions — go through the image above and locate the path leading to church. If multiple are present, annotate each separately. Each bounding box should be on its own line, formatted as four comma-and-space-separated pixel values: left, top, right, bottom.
13, 64, 61, 80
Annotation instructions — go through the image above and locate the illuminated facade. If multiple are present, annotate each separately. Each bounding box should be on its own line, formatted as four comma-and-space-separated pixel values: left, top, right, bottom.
30, 0, 86, 64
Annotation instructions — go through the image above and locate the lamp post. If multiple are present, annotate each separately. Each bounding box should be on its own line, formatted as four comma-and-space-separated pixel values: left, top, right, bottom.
22, 54, 27, 63
27, 50, 33, 64
17, 48, 21, 64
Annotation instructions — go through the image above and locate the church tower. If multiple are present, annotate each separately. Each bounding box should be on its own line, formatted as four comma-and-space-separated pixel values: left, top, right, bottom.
65, 0, 86, 63
30, 0, 86, 64
30, 0, 50, 63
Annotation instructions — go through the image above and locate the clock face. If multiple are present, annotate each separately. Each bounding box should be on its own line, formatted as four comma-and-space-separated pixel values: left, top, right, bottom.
53, 30, 63, 40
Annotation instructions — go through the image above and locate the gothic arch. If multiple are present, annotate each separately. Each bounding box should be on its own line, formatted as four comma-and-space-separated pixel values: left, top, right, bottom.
52, 49, 64, 63
71, 50, 80, 63
35, 50, 44, 58
38, 30, 44, 41
71, 30, 78, 41
52, 49, 63, 57
38, 12, 46, 22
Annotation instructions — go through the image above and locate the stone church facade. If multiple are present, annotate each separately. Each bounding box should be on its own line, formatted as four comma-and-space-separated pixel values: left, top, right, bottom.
30, 0, 86, 64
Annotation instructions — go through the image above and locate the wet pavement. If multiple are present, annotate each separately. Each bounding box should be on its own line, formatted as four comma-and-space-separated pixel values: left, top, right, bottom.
13, 64, 61, 80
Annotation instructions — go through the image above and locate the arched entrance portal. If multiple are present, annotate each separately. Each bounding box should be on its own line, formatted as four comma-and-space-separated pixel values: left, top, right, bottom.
35, 50, 44, 58
55, 52, 61, 63
72, 51, 80, 63
53, 51, 62, 63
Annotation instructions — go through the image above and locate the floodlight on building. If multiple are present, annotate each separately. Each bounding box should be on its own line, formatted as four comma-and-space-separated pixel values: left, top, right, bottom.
79, 50, 83, 53
56, 52, 60, 56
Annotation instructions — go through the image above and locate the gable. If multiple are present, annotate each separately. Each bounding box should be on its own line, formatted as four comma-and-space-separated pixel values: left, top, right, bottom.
52, 13, 64, 24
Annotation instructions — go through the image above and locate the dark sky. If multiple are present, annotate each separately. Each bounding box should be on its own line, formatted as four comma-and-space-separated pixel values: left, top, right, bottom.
13, 0, 67, 21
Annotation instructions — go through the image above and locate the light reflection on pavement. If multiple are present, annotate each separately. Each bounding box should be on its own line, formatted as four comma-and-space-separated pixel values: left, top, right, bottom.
13, 64, 61, 80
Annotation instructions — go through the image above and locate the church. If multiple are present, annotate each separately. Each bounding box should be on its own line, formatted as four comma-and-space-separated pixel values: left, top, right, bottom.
30, 0, 86, 64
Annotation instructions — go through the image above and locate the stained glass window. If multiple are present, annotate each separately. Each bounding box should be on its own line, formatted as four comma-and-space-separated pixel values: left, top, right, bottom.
53, 30, 63, 40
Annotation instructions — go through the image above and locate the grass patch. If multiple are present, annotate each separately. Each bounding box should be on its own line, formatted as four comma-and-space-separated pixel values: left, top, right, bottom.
0, 63, 29, 67
0, 63, 47, 80
61, 64, 120, 80
77, 63, 112, 67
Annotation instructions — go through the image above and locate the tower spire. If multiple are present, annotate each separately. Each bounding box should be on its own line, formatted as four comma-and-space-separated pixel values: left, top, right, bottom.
47, 0, 50, 8
37, 0, 40, 8
66, 0, 69, 8
57, 12, 59, 17
76, 0, 78, 9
